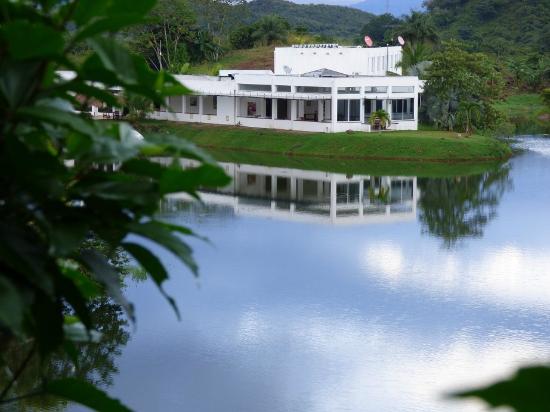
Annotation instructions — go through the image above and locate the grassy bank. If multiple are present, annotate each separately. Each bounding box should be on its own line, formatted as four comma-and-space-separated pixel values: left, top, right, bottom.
496, 93, 550, 135
137, 121, 510, 177
188, 46, 274, 75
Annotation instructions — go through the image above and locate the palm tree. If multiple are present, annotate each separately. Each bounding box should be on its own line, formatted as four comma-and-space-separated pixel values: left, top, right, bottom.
368, 109, 391, 130
457, 101, 482, 135
398, 42, 431, 76
397, 12, 438, 46
252, 15, 289, 46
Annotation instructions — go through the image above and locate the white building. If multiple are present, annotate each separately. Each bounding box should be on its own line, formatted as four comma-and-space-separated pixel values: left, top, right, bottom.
149, 44, 422, 133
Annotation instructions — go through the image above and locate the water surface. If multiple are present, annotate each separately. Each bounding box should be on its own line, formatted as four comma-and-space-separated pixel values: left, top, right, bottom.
91, 137, 550, 411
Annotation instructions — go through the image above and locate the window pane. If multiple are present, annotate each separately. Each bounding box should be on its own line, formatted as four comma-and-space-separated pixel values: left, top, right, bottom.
349, 100, 360, 121
337, 100, 348, 121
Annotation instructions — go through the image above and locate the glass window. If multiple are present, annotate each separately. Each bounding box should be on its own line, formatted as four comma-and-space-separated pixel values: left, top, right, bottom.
365, 86, 388, 93
276, 85, 291, 92
296, 86, 331, 94
392, 86, 414, 93
338, 87, 360, 94
213, 96, 217, 110
239, 84, 271, 92
190, 96, 198, 107
337, 100, 348, 122
349, 100, 360, 121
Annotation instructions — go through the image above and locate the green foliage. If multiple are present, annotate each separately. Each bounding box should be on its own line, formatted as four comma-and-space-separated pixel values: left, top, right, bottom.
423, 41, 504, 132
542, 88, 550, 108
368, 109, 391, 129
230, 25, 256, 50
425, 0, 550, 55
0, 0, 229, 410
247, 0, 375, 40
359, 13, 401, 46
251, 15, 290, 46
452, 366, 550, 411
395, 11, 438, 45
398, 42, 432, 76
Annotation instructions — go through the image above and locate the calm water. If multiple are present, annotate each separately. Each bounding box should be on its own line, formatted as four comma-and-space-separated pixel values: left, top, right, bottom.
79, 137, 550, 411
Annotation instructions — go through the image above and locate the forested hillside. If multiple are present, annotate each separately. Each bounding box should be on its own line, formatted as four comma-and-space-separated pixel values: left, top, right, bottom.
246, 0, 374, 40
426, 0, 550, 55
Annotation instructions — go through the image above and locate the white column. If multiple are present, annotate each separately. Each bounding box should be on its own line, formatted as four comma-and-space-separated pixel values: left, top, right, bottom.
291, 100, 297, 121
414, 92, 419, 130
272, 99, 277, 120
331, 84, 337, 132
198, 96, 204, 118
360, 87, 365, 124
317, 100, 324, 122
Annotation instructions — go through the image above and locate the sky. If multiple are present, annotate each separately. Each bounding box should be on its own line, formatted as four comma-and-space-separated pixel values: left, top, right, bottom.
291, 0, 425, 16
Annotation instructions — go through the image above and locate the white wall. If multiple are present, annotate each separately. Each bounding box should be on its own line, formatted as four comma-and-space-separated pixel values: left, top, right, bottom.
274, 46, 402, 76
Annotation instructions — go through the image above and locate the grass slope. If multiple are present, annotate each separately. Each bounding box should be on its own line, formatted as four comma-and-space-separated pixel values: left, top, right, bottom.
188, 46, 274, 75
137, 121, 511, 177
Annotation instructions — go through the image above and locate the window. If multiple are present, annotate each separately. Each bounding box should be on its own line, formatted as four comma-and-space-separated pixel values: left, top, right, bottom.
190, 96, 198, 107
239, 84, 271, 92
213, 96, 217, 110
276, 85, 291, 92
168, 96, 182, 113
338, 87, 360, 94
296, 86, 331, 94
349, 100, 360, 121
392, 98, 414, 120
338, 99, 360, 122
392, 86, 414, 93
337, 100, 348, 121
365, 86, 388, 93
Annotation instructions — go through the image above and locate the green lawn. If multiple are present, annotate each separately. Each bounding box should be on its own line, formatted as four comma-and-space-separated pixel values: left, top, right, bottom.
136, 121, 511, 177
138, 121, 511, 161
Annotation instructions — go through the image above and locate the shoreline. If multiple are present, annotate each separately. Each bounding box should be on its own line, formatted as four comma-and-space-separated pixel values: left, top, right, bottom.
137, 121, 512, 176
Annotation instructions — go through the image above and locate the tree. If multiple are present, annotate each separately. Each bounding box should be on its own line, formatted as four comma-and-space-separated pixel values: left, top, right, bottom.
542, 88, 550, 108
396, 11, 438, 45
358, 14, 402, 46
252, 15, 290, 46
0, 1, 230, 410
457, 100, 482, 135
229, 25, 255, 50
368, 109, 391, 130
423, 41, 504, 131
192, 0, 249, 42
398, 42, 432, 77
128, 0, 196, 71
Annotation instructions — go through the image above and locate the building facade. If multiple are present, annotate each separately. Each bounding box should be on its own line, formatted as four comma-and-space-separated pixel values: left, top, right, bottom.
150, 45, 422, 133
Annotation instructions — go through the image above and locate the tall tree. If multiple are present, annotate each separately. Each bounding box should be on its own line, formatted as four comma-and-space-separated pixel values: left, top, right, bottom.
423, 41, 504, 131
128, 0, 196, 71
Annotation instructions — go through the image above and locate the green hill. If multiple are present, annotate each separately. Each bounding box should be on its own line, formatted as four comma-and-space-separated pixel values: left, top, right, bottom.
426, 0, 550, 54
247, 0, 374, 40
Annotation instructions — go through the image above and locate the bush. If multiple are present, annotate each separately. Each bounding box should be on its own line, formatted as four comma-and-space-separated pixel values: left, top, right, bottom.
230, 25, 255, 50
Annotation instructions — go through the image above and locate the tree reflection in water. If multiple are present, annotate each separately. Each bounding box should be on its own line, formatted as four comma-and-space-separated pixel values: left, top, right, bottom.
0, 298, 129, 411
418, 165, 512, 247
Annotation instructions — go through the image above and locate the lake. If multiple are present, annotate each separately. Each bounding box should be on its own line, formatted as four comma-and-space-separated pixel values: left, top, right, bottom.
77, 136, 550, 412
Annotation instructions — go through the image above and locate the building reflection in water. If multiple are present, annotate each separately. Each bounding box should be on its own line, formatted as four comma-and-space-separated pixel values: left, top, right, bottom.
158, 159, 418, 225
